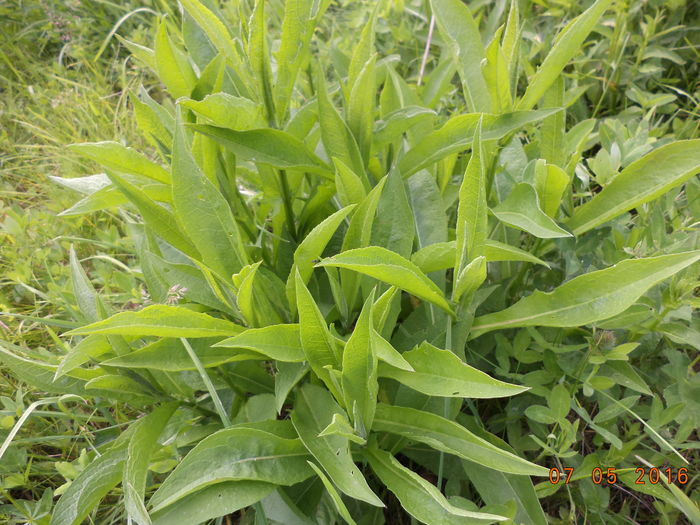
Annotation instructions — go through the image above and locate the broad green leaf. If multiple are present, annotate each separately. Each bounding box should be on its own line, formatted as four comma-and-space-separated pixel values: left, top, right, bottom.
373, 405, 548, 476
534, 162, 569, 218
180, 94, 263, 130
318, 414, 366, 445
0, 341, 86, 395
378, 342, 528, 398
234, 261, 287, 328
149, 428, 312, 511
455, 118, 487, 274
306, 462, 357, 525
492, 183, 572, 238
372, 330, 413, 371
248, 0, 275, 123
56, 335, 112, 378
107, 172, 199, 258
49, 173, 110, 194
291, 384, 383, 507
214, 324, 304, 362
275, 0, 314, 122
341, 292, 378, 435
151, 481, 275, 525
333, 158, 367, 207
286, 204, 356, 309
347, 5, 378, 94
374, 106, 436, 145
371, 168, 416, 257
398, 109, 560, 178
459, 421, 547, 525
141, 250, 236, 316
172, 113, 248, 276
317, 70, 366, 180
66, 305, 244, 338
58, 183, 172, 217
294, 271, 342, 396
69, 245, 99, 323
567, 140, 700, 235
191, 124, 331, 176
453, 256, 487, 303
539, 78, 565, 168
342, 178, 387, 309
347, 54, 376, 164
366, 447, 505, 524
429, 0, 490, 112
408, 170, 448, 250
155, 21, 196, 99
471, 251, 700, 337
482, 28, 512, 114
274, 362, 309, 414
69, 142, 170, 183
85, 375, 156, 400
124, 403, 178, 525
178, 0, 249, 91
116, 35, 156, 70
317, 247, 453, 314
602, 361, 652, 395
412, 240, 549, 273
517, 0, 614, 110
102, 337, 254, 371
50, 448, 127, 525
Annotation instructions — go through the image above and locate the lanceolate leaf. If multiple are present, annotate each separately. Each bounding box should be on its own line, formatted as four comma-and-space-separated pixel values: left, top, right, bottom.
69, 142, 170, 183
286, 204, 356, 308
341, 292, 378, 435
214, 324, 305, 362
412, 240, 550, 273
307, 462, 358, 525
172, 113, 248, 277
106, 172, 199, 258
517, 0, 614, 110
429, 0, 490, 113
398, 109, 560, 177
317, 247, 453, 314
124, 403, 178, 525
372, 405, 548, 476
149, 428, 312, 511
50, 448, 127, 525
492, 183, 572, 238
366, 447, 506, 524
0, 340, 87, 395
567, 140, 700, 235
455, 118, 487, 273
294, 271, 342, 397
378, 342, 528, 398
69, 245, 100, 323
151, 482, 275, 525
65, 305, 244, 338
191, 125, 331, 176
471, 251, 700, 337
291, 384, 384, 507
102, 337, 255, 371
317, 70, 367, 181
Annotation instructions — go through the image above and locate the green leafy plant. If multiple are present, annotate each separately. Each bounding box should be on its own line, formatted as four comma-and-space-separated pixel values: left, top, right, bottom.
2, 0, 699, 523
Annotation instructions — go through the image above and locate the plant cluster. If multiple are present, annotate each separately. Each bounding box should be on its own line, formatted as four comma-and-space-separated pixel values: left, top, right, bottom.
1, 0, 699, 524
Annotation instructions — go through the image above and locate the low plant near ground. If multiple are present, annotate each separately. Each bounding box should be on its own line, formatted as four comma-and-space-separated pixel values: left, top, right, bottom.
1, 0, 699, 523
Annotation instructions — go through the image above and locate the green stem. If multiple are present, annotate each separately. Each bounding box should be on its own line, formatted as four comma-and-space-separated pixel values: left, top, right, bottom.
278, 169, 298, 241
437, 316, 453, 490
181, 338, 231, 427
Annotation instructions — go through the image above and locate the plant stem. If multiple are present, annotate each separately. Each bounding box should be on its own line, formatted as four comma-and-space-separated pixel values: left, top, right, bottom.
437, 315, 453, 489
181, 337, 231, 427
278, 169, 298, 241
